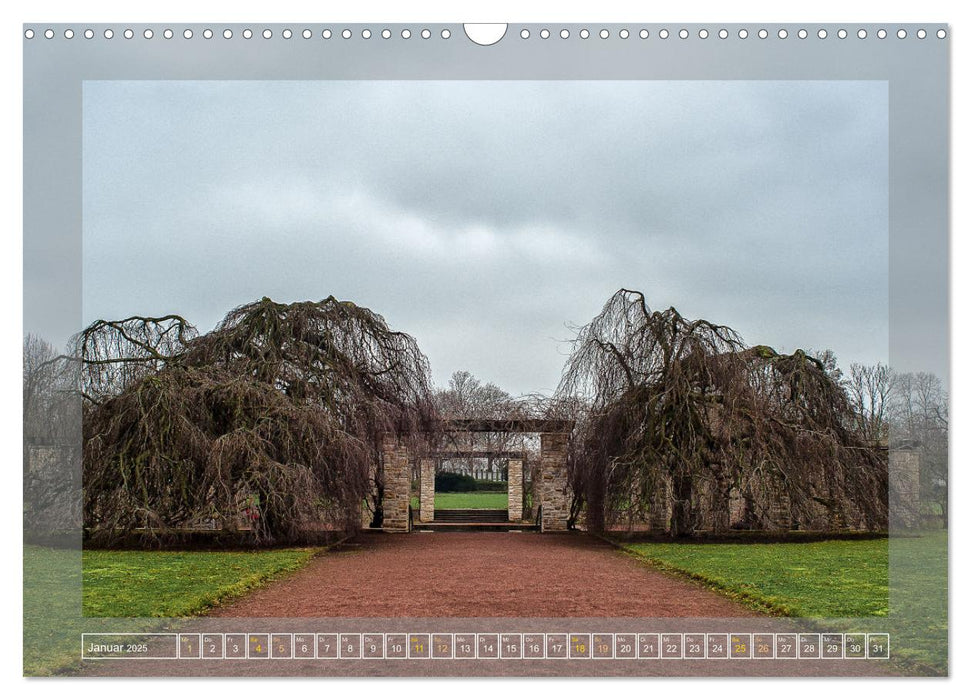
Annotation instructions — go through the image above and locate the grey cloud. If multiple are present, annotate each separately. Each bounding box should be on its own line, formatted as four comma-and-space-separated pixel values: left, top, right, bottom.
82, 80, 888, 394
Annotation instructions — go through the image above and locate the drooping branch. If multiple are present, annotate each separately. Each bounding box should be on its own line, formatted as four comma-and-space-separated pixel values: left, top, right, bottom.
557, 289, 887, 535
73, 314, 197, 404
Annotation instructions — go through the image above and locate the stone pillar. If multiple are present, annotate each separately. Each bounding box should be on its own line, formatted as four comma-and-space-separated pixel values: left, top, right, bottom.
651, 477, 671, 533
508, 459, 523, 522
381, 436, 412, 532
419, 458, 436, 523
890, 447, 921, 529
765, 486, 793, 533
538, 433, 570, 532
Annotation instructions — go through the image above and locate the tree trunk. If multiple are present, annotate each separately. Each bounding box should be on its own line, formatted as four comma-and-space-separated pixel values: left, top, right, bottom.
669, 474, 695, 537
586, 468, 606, 533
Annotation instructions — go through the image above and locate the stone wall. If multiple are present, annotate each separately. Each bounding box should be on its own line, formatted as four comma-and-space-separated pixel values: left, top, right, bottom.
688, 451, 893, 533
381, 436, 412, 532
419, 458, 435, 523
890, 447, 921, 529
537, 433, 570, 532
508, 459, 523, 522
24, 444, 81, 534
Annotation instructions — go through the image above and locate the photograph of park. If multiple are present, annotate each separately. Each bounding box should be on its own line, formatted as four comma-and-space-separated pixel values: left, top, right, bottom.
23, 78, 948, 677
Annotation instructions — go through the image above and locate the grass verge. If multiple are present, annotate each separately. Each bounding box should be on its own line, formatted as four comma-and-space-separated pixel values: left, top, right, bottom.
81, 547, 319, 617
24, 545, 84, 676
24, 544, 320, 675
617, 531, 946, 675
619, 538, 889, 618
888, 530, 948, 675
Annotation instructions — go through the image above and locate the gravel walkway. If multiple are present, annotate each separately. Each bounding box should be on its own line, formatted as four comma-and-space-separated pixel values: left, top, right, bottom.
209, 531, 757, 618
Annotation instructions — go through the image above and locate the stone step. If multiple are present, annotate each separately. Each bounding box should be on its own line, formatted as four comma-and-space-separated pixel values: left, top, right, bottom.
433, 509, 510, 523
415, 522, 539, 532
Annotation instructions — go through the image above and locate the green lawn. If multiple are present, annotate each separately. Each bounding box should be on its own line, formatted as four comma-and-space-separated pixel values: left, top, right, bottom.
24, 545, 85, 675
620, 538, 889, 617
888, 530, 948, 675
82, 548, 319, 617
24, 545, 319, 675
435, 491, 508, 509
620, 531, 947, 675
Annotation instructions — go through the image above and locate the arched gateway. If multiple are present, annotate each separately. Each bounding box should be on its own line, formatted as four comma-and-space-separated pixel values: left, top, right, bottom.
378, 418, 574, 534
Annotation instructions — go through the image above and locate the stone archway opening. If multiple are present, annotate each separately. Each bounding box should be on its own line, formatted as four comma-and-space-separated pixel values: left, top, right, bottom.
417, 448, 524, 525
379, 418, 573, 533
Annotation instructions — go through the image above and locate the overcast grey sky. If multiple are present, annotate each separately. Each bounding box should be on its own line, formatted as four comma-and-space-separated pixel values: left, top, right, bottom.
82, 80, 887, 395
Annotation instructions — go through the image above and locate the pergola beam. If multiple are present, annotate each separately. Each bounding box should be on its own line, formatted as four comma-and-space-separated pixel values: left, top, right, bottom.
441, 418, 574, 433
433, 450, 525, 460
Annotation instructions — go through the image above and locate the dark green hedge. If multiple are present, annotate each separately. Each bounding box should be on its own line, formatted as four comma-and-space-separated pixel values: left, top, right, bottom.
435, 472, 507, 493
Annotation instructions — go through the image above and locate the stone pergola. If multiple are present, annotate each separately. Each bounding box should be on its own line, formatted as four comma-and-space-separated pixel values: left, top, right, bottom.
379, 418, 573, 534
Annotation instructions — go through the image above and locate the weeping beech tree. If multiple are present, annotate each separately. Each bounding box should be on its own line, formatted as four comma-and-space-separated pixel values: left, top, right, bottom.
80, 296, 436, 545
558, 289, 888, 536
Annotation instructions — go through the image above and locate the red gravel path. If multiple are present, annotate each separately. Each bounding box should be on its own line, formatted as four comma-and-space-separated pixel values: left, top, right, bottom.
80, 532, 901, 676
209, 531, 758, 618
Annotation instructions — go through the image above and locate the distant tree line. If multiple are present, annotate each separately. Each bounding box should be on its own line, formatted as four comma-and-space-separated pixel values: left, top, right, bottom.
429, 370, 537, 483
23, 334, 81, 538
842, 362, 948, 524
